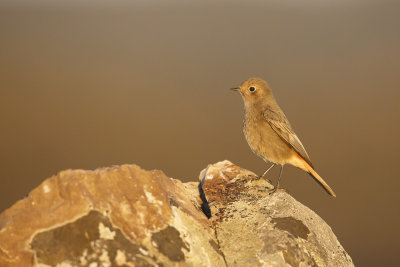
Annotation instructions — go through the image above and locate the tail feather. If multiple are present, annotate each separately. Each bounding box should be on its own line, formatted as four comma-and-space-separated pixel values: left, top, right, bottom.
290, 154, 336, 197
307, 167, 336, 197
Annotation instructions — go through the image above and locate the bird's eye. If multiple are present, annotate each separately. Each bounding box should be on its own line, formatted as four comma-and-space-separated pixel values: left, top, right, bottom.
249, 87, 255, 92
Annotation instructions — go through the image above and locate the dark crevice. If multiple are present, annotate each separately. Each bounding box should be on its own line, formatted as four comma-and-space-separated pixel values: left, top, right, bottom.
198, 181, 211, 219
198, 166, 211, 218
198, 167, 227, 266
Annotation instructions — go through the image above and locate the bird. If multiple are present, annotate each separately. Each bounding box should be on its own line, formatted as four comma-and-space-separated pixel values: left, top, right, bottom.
231, 77, 336, 197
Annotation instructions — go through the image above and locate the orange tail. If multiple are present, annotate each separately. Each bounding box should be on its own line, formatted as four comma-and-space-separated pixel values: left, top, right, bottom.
307, 167, 336, 197
291, 155, 336, 197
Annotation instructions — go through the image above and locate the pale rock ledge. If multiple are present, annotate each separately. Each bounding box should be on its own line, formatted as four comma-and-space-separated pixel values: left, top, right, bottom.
0, 161, 353, 267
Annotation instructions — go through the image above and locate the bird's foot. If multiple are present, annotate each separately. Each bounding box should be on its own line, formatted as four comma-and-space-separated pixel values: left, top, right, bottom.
270, 186, 278, 193
269, 186, 286, 195
259, 175, 273, 185
247, 174, 261, 180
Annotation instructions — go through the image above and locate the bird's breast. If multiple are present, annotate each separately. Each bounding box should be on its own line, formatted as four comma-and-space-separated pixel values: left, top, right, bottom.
243, 112, 292, 165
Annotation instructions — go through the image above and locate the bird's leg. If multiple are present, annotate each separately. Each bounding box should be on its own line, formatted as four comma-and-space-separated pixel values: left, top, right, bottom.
272, 166, 284, 193
260, 163, 275, 179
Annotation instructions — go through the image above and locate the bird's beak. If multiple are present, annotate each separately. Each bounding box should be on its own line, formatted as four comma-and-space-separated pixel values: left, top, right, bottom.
230, 87, 240, 91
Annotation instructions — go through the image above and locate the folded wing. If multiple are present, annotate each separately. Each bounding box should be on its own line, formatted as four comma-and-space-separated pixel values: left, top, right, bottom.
263, 106, 313, 168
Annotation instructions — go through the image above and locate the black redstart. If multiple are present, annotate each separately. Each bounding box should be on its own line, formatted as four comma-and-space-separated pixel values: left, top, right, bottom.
231, 77, 336, 197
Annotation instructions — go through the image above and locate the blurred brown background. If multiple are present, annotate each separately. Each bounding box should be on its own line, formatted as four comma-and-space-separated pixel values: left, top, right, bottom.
1, 0, 399, 266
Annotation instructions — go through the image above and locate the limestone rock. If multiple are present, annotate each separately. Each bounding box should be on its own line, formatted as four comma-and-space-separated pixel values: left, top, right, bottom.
0, 161, 353, 267
200, 160, 354, 267
0, 165, 225, 267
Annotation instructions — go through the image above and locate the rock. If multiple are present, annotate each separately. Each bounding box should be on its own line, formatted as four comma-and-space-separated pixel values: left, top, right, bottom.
0, 165, 225, 267
200, 160, 354, 267
0, 161, 353, 267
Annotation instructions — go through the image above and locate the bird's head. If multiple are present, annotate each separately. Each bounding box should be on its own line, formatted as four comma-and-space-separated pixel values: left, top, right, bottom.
231, 77, 272, 105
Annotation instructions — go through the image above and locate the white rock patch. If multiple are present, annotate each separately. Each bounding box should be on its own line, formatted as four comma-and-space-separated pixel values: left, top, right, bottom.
43, 184, 50, 193
98, 223, 115, 240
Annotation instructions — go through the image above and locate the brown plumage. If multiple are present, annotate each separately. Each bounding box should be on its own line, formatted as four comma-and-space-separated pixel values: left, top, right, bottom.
232, 77, 336, 197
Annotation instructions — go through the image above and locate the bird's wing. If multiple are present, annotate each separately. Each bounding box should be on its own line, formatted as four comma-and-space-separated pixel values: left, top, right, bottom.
263, 106, 313, 168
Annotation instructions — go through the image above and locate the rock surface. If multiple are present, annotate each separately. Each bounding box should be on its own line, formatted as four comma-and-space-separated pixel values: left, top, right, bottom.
0, 165, 224, 267
0, 161, 353, 267
200, 161, 354, 267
